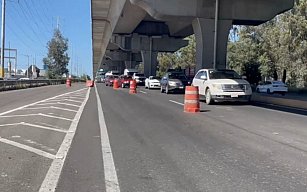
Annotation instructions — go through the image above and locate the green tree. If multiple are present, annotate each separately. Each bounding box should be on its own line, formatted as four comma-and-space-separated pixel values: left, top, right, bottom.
43, 29, 70, 79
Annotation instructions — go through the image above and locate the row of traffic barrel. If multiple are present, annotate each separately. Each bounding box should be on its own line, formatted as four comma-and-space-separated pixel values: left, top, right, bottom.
66, 78, 94, 88
112, 79, 137, 94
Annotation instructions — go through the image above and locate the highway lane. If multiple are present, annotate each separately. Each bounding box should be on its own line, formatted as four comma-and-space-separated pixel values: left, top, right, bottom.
0, 84, 89, 192
95, 84, 307, 191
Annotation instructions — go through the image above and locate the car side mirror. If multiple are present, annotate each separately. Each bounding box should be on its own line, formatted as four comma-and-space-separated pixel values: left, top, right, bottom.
242, 76, 247, 80
200, 75, 207, 80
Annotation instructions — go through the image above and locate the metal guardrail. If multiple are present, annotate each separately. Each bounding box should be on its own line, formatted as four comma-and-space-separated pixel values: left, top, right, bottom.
0, 79, 66, 92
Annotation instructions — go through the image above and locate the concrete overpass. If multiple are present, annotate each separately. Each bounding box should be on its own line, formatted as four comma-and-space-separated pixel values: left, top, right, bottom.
91, 0, 294, 77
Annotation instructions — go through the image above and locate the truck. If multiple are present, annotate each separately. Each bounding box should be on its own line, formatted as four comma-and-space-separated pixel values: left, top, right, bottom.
124, 69, 138, 77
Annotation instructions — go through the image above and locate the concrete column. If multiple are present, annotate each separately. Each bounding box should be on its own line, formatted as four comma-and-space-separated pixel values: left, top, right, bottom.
192, 18, 232, 70
141, 50, 158, 77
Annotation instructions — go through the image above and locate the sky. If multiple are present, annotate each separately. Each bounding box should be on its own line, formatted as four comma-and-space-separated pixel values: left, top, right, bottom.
3, 0, 92, 76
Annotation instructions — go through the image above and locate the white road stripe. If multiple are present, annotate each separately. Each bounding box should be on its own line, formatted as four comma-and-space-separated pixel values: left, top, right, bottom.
22, 106, 78, 113
39, 88, 90, 192
0, 137, 56, 159
21, 122, 68, 133
169, 100, 184, 106
0, 114, 38, 118
0, 123, 22, 127
39, 113, 73, 122
0, 88, 87, 116
50, 106, 78, 113
63, 99, 83, 103
95, 85, 121, 192
57, 102, 80, 108
35, 103, 60, 106
139, 90, 147, 94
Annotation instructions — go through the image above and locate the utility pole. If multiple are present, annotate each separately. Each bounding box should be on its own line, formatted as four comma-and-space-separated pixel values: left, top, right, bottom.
1, 0, 6, 78
213, 0, 219, 69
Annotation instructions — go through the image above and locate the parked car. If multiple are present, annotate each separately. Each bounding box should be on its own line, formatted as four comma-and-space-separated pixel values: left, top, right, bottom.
119, 75, 132, 88
160, 72, 191, 94
192, 69, 252, 104
145, 76, 161, 89
105, 75, 118, 86
132, 73, 146, 85
256, 80, 288, 95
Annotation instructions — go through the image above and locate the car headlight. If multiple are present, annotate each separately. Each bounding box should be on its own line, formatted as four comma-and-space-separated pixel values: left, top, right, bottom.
212, 84, 223, 90
168, 81, 177, 86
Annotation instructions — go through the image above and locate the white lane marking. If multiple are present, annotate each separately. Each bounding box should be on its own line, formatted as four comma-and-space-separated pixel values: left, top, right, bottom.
95, 85, 121, 192
0, 113, 73, 121
50, 106, 78, 113
0, 114, 38, 118
63, 99, 83, 103
21, 122, 68, 133
0, 123, 22, 127
0, 137, 56, 159
0, 88, 87, 117
21, 106, 78, 113
139, 90, 147, 94
39, 113, 73, 122
39, 88, 90, 192
169, 100, 184, 106
23, 107, 53, 110
35, 103, 60, 106
56, 102, 80, 108
60, 96, 85, 100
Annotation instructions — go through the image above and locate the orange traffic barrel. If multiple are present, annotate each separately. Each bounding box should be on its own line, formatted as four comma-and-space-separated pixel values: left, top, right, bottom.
86, 80, 94, 87
129, 80, 137, 94
113, 79, 120, 89
184, 86, 200, 113
66, 78, 71, 88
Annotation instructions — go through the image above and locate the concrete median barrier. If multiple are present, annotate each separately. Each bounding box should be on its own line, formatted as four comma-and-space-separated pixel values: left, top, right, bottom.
251, 93, 307, 110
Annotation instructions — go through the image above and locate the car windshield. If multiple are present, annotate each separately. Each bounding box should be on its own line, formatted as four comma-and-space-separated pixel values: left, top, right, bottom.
209, 70, 241, 79
169, 73, 188, 80
151, 76, 160, 80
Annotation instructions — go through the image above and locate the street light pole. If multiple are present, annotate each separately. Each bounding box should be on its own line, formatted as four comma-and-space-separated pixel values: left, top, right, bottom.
213, 0, 219, 69
1, 0, 6, 78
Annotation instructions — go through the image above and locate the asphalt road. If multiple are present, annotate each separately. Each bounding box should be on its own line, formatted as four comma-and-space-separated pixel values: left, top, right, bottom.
0, 84, 89, 192
93, 84, 307, 192
1, 83, 307, 191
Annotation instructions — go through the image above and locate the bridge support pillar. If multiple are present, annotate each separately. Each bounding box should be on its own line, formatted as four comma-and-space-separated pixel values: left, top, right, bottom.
192, 18, 232, 71
141, 50, 158, 77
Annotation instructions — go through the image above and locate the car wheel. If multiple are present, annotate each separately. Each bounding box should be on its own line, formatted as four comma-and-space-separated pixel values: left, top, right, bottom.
205, 89, 213, 105
165, 85, 169, 94
281, 92, 286, 96
160, 86, 164, 93
266, 89, 273, 94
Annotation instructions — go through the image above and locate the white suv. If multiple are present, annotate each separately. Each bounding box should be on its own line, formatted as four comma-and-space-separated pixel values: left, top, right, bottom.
192, 69, 252, 104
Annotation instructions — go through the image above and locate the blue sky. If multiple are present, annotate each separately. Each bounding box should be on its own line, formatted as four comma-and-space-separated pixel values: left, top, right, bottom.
3, 0, 92, 76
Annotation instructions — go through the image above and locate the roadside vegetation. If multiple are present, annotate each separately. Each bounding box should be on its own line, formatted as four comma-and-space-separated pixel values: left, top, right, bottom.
157, 0, 306, 91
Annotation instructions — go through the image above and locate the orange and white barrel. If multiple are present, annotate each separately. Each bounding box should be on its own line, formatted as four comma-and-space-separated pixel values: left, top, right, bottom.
184, 86, 200, 113
129, 80, 137, 94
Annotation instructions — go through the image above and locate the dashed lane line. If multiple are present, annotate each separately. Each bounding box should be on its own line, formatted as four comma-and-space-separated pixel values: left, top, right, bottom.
39, 88, 90, 192
95, 85, 121, 192
0, 88, 87, 117
169, 100, 184, 106
0, 137, 56, 159
0, 123, 22, 127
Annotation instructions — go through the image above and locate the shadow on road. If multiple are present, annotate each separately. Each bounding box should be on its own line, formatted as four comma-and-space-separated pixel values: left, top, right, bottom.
251, 101, 307, 116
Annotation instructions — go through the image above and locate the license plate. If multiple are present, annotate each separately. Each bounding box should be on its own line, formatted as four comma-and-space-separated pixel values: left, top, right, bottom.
179, 86, 184, 89
231, 93, 239, 98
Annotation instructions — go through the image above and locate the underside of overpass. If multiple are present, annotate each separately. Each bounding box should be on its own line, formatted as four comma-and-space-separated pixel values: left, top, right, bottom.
91, 0, 294, 77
